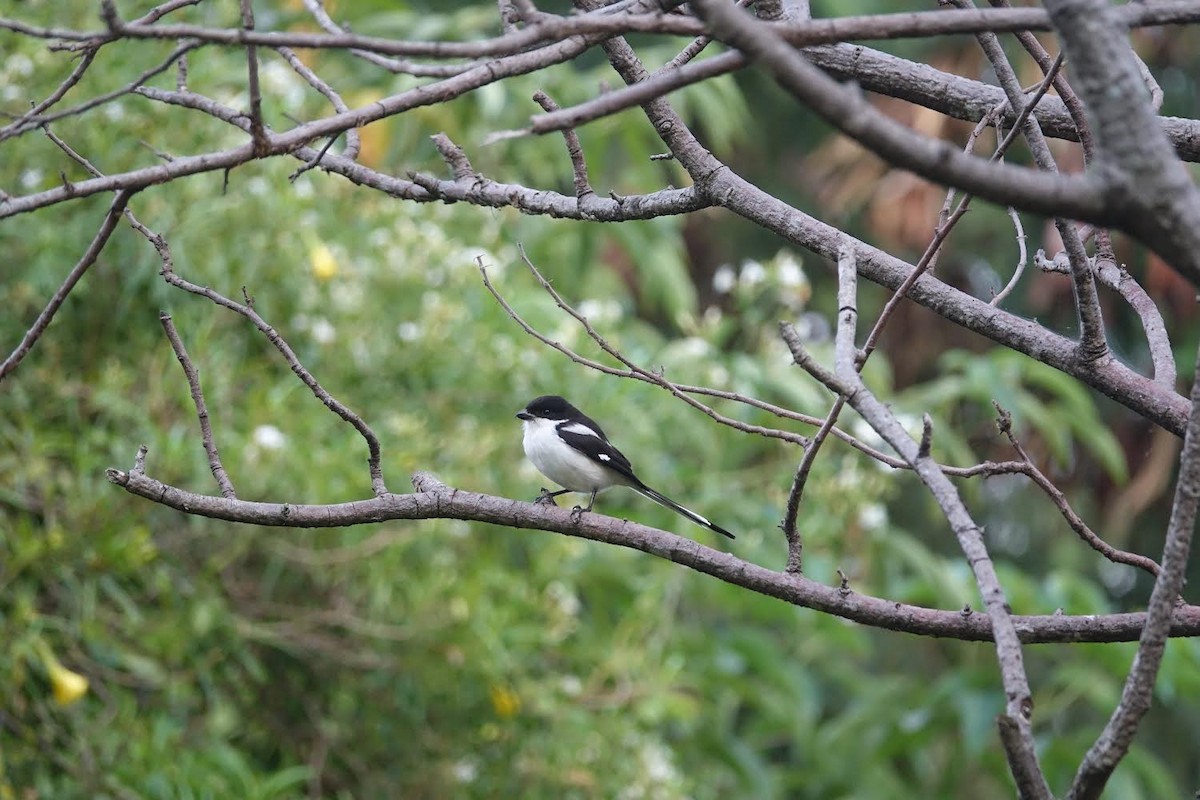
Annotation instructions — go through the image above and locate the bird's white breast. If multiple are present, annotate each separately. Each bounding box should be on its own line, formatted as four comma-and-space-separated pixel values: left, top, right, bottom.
522, 417, 613, 492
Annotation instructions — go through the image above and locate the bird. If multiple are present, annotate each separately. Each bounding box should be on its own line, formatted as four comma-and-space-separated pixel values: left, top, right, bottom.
516, 395, 735, 539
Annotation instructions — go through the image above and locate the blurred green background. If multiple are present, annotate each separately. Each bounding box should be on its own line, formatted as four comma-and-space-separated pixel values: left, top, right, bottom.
2, 2, 1199, 798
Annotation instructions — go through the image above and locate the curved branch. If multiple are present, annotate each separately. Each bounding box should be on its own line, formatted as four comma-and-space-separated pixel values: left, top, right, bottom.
1069, 335, 1200, 800
692, 0, 1110, 227
103, 464, 1200, 645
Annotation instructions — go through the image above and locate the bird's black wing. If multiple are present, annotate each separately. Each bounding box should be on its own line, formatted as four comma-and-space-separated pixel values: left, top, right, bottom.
554, 420, 641, 485
556, 418, 736, 539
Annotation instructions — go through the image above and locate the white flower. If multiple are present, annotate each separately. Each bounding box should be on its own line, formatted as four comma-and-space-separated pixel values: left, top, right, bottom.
310, 317, 336, 344
545, 581, 580, 617
775, 252, 807, 288
6, 54, 33, 77
712, 264, 736, 293
252, 425, 287, 450
19, 168, 43, 189
741, 259, 766, 286
858, 503, 887, 531
451, 759, 478, 784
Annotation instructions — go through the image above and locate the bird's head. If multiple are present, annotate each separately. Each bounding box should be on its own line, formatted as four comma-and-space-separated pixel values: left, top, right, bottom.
516, 395, 579, 422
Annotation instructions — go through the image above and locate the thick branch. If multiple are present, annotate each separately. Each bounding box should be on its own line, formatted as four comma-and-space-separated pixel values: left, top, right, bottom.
1045, 0, 1200, 287
693, 0, 1110, 227
103, 465, 1200, 645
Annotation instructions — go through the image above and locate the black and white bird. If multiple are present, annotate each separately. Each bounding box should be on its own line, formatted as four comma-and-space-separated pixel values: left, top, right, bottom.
516, 395, 735, 539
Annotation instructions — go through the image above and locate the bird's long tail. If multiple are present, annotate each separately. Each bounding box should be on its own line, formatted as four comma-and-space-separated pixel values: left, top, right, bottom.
633, 485, 736, 539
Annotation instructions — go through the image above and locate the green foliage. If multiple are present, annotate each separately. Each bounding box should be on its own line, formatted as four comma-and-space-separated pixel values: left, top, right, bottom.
899, 349, 1129, 482
2, 2, 1197, 799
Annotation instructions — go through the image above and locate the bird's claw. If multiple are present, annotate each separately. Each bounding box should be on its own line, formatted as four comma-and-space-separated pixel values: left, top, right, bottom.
534, 488, 559, 506
570, 505, 586, 522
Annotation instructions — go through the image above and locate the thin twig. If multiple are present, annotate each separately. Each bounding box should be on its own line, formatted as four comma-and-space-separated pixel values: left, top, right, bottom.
299, 0, 476, 77
1034, 249, 1175, 388
0, 190, 134, 382
0, 41, 199, 143
486, 249, 810, 446
240, 0, 269, 156
780, 395, 844, 573
532, 90, 595, 202
991, 207, 1027, 306
0, 51, 97, 139
992, 402, 1159, 578
141, 229, 389, 497
955, 0, 1108, 363
159, 313, 238, 498
277, 45, 360, 162
497, 0, 522, 34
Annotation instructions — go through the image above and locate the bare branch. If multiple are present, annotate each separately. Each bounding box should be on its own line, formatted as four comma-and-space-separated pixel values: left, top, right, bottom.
148, 250, 389, 498
781, 252, 1051, 798
1069, 341, 1200, 799
524, 51, 743, 138
102, 464, 1200, 645
159, 313, 237, 499
992, 403, 1160, 578
11, 3, 1197, 57
1045, 0, 1200, 288
803, 43, 1200, 163
0, 190, 134, 382
239, 0, 269, 156
956, 2, 1107, 363
531, 90, 595, 203
480, 251, 810, 446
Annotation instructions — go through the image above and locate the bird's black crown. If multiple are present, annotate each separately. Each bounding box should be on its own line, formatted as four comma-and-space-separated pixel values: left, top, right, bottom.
521, 395, 579, 420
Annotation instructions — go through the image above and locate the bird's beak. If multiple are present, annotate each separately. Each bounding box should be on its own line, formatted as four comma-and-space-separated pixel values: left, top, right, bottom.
516, 411, 532, 421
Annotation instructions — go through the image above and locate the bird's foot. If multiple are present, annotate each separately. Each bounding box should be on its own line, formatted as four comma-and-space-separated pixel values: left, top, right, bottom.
534, 488, 559, 507
570, 505, 586, 523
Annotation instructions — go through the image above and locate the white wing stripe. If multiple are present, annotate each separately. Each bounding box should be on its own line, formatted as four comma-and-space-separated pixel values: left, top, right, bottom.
560, 421, 602, 438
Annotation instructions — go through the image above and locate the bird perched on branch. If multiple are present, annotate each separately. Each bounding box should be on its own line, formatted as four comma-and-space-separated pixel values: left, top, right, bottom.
516, 395, 735, 540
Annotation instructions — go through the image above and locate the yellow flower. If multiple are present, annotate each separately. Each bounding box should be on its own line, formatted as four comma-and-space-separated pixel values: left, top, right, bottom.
36, 641, 89, 707
310, 242, 338, 281
488, 683, 520, 719
51, 665, 89, 706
